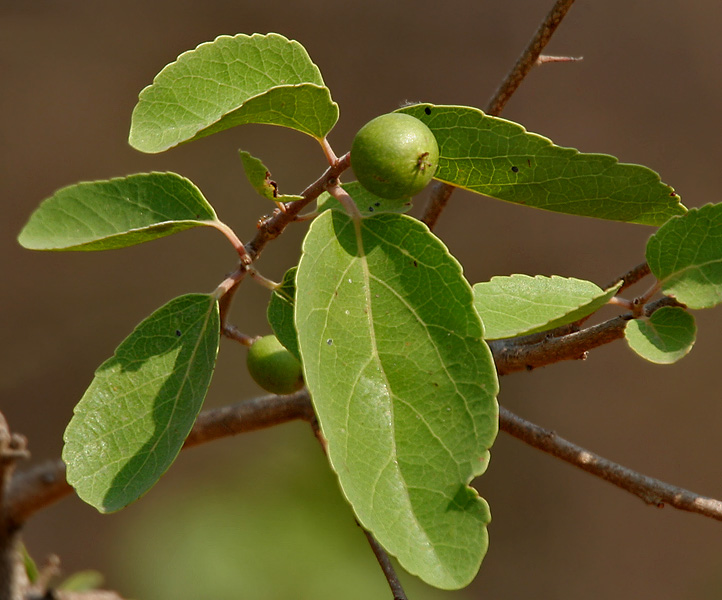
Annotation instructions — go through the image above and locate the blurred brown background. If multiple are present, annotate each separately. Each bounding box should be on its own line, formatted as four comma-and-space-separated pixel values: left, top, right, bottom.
3, 1, 722, 598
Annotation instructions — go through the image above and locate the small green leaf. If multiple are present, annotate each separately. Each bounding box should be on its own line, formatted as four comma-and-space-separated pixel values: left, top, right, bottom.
647, 203, 722, 308
625, 307, 696, 364
267, 266, 300, 361
239, 151, 303, 203
20, 544, 39, 584
18, 172, 217, 251
398, 104, 685, 226
129, 33, 339, 153
296, 210, 498, 589
317, 181, 411, 216
57, 571, 105, 592
63, 294, 220, 513
473, 275, 622, 339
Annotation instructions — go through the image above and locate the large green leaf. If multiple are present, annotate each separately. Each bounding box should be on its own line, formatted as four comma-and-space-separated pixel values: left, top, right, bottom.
129, 33, 339, 153
63, 294, 220, 513
295, 210, 499, 589
625, 307, 696, 364
398, 104, 685, 225
18, 172, 217, 251
473, 275, 622, 339
646, 203, 722, 308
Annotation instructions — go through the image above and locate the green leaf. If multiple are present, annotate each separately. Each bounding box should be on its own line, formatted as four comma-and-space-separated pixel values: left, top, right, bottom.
317, 181, 412, 216
58, 571, 105, 592
625, 306, 696, 364
63, 294, 220, 513
398, 104, 685, 226
473, 275, 622, 340
647, 203, 722, 308
18, 172, 217, 251
129, 33, 339, 153
296, 210, 499, 589
239, 150, 303, 203
267, 266, 300, 361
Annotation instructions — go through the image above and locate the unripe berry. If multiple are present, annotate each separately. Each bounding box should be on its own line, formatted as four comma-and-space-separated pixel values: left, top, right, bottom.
351, 113, 439, 200
246, 335, 304, 395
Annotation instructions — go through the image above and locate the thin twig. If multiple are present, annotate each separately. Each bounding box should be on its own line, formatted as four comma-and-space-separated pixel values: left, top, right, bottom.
499, 406, 722, 520
308, 417, 408, 600
360, 526, 408, 600
485, 0, 578, 116
420, 0, 578, 229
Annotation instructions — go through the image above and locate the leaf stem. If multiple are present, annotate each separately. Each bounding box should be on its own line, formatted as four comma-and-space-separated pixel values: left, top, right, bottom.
247, 268, 280, 291
319, 137, 339, 166
210, 220, 251, 264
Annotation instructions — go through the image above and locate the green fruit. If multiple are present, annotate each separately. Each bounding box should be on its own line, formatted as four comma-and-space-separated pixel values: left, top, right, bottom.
246, 335, 304, 395
351, 113, 439, 200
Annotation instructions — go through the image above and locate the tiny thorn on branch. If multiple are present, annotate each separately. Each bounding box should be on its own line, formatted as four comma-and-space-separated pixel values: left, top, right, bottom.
536, 54, 583, 65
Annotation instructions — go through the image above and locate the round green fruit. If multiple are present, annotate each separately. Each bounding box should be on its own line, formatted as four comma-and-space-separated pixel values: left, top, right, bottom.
246, 335, 304, 395
351, 113, 439, 200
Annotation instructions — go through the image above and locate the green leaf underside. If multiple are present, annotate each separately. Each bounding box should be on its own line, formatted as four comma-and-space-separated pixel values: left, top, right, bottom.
239, 151, 302, 203
129, 33, 339, 153
625, 306, 696, 364
317, 181, 412, 216
398, 104, 685, 226
647, 203, 722, 308
296, 211, 499, 589
18, 172, 217, 251
63, 294, 220, 513
473, 275, 622, 340
267, 266, 301, 361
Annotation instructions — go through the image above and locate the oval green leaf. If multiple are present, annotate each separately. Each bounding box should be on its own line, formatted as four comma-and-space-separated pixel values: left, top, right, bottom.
647, 203, 722, 308
63, 294, 220, 513
317, 181, 412, 216
267, 266, 300, 361
129, 33, 339, 153
625, 306, 696, 364
398, 104, 685, 226
473, 275, 622, 340
296, 210, 499, 589
18, 172, 218, 251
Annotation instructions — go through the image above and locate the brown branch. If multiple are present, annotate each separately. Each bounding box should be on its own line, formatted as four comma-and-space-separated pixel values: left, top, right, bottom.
421, 0, 578, 229
604, 261, 651, 294
499, 406, 722, 521
489, 296, 683, 376
6, 392, 315, 527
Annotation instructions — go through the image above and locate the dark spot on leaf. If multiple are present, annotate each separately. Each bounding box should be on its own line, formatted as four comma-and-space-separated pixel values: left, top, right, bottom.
326, 338, 333, 346
175, 330, 182, 337
511, 166, 519, 173
368, 206, 374, 212
413, 260, 418, 267
670, 192, 677, 197
527, 159, 531, 167
374, 202, 381, 207
424, 106, 432, 115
